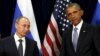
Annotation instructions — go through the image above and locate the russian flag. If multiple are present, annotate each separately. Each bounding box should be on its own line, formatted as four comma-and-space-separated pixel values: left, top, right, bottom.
11, 0, 42, 55
91, 0, 100, 25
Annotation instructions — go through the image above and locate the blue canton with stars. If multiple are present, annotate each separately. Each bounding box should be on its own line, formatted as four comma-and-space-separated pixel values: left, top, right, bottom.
53, 0, 71, 35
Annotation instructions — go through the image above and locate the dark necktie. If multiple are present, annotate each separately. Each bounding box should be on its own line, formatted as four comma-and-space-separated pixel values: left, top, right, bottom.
73, 27, 78, 52
18, 39, 23, 56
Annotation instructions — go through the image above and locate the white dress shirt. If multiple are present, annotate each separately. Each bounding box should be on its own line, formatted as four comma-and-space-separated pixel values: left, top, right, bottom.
72, 20, 83, 42
14, 33, 26, 56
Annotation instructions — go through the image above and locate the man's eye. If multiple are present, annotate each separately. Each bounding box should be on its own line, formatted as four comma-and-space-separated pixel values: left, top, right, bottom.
67, 13, 71, 16
73, 11, 78, 13
22, 25, 26, 27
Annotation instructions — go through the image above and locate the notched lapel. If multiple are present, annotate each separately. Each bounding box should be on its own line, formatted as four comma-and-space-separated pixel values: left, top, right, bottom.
76, 23, 88, 53
10, 36, 19, 56
24, 38, 34, 56
67, 27, 75, 54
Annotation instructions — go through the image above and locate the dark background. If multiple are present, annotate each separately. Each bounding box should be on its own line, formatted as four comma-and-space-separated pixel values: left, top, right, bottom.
0, 0, 98, 43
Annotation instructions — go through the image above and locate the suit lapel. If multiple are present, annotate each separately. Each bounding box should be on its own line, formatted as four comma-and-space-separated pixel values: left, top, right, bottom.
77, 22, 88, 53
24, 38, 29, 56
24, 38, 33, 56
67, 27, 75, 54
10, 36, 19, 56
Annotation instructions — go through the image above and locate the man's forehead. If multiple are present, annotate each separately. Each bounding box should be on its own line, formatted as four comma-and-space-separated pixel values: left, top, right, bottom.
20, 18, 28, 21
18, 18, 29, 23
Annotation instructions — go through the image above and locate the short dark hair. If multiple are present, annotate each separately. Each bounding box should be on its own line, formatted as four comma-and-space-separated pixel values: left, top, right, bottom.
66, 3, 81, 10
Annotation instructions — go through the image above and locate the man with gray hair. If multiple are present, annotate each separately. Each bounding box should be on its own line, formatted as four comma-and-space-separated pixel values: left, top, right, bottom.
60, 3, 100, 56
0, 16, 39, 56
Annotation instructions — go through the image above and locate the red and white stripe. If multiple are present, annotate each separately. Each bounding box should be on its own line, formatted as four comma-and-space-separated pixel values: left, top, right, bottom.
42, 14, 62, 56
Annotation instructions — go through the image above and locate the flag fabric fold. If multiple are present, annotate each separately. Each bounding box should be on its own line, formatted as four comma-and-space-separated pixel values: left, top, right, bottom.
42, 0, 71, 56
11, 0, 42, 55
91, 0, 100, 25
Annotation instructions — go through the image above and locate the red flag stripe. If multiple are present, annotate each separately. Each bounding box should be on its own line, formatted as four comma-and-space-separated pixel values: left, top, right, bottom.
46, 33, 56, 56
51, 15, 62, 43
49, 20, 61, 50
42, 14, 61, 56
42, 44, 49, 56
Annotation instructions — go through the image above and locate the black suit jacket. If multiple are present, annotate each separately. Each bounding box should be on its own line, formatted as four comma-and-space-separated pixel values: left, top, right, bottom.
0, 35, 39, 56
60, 22, 100, 56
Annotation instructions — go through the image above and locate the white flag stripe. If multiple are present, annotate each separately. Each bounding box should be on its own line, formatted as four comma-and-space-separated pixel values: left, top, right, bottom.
51, 15, 62, 44
47, 26, 55, 42
48, 26, 60, 52
17, 0, 41, 50
44, 37, 52, 56
47, 19, 60, 56
53, 42, 60, 56
47, 26, 60, 53
49, 17, 60, 56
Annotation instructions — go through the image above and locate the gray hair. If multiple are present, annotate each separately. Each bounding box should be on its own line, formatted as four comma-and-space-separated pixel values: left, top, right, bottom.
67, 3, 81, 10
16, 16, 29, 23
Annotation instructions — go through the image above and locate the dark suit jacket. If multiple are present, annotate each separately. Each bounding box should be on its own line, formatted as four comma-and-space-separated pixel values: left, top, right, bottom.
60, 22, 100, 56
0, 35, 39, 56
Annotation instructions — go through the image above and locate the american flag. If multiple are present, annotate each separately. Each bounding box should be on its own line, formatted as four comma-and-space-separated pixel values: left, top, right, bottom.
42, 0, 71, 56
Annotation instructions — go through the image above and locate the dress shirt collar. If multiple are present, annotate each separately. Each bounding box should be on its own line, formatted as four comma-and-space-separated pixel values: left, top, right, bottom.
14, 33, 25, 43
73, 19, 83, 30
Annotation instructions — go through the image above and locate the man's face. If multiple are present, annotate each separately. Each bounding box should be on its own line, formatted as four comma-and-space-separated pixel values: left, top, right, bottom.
66, 6, 83, 26
15, 18, 30, 37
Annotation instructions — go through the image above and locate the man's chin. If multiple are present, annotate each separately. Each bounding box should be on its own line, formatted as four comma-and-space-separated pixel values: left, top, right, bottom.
72, 22, 79, 26
21, 34, 26, 37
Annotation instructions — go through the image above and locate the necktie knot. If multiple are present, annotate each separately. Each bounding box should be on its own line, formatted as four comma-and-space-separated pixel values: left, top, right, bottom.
18, 39, 23, 43
74, 27, 78, 31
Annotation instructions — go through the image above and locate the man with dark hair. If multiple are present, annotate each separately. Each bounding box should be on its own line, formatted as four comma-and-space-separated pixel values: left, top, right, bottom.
60, 3, 100, 56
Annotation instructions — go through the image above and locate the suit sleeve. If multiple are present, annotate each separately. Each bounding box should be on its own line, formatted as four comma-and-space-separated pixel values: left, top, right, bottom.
60, 31, 67, 56
33, 41, 40, 56
0, 39, 4, 56
93, 26, 100, 56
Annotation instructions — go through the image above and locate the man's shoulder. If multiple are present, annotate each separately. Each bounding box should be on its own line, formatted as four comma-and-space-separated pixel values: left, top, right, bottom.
81, 22, 100, 34
64, 26, 72, 32
83, 22, 98, 29
0, 35, 14, 46
1, 35, 14, 42
25, 37, 37, 45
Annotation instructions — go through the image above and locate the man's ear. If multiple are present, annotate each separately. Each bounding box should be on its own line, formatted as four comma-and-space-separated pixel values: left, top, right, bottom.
15, 23, 18, 29
81, 10, 84, 16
